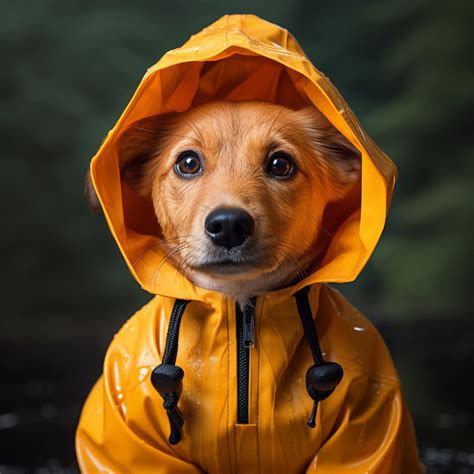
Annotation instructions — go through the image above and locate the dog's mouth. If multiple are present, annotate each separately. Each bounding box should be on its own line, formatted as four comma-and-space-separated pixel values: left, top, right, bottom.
191, 257, 261, 275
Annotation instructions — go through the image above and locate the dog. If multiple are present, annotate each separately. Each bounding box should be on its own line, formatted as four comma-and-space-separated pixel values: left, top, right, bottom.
76, 14, 423, 473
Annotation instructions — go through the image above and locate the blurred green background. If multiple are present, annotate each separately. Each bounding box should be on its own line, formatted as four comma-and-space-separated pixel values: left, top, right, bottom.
2, 0, 472, 320
1, 1, 473, 472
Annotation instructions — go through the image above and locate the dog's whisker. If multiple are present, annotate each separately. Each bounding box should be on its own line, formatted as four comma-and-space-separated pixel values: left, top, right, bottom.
132, 241, 165, 267
304, 213, 334, 238
132, 235, 195, 267
174, 247, 195, 282
268, 106, 285, 136
150, 243, 191, 288
275, 247, 307, 282
182, 116, 205, 145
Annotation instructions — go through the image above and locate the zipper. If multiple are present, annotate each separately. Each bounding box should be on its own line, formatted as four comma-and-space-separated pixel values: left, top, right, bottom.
236, 297, 257, 424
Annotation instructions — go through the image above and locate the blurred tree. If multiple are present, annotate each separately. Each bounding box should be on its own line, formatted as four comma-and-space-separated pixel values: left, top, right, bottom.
1, 0, 472, 320
0, 1, 297, 319
365, 0, 474, 316
296, 0, 474, 316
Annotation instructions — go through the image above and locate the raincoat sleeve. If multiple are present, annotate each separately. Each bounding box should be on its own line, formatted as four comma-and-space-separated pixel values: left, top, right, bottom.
305, 382, 424, 473
75, 301, 204, 474
305, 292, 424, 473
75, 376, 203, 474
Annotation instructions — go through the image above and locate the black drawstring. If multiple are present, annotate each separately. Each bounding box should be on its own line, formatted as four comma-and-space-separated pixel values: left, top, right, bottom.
150, 299, 190, 445
294, 286, 343, 428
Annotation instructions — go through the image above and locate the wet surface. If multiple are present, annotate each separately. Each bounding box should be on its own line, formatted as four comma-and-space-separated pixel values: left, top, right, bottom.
0, 318, 473, 473
380, 318, 474, 474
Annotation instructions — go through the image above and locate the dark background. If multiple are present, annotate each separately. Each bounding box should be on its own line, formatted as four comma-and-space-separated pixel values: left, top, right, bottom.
1, 1, 473, 472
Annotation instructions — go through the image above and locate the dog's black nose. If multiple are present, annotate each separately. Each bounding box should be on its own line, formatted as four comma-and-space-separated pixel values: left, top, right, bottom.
205, 208, 255, 249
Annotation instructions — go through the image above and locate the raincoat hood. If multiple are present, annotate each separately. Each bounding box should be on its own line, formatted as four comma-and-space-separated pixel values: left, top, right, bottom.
90, 14, 396, 302
77, 15, 423, 473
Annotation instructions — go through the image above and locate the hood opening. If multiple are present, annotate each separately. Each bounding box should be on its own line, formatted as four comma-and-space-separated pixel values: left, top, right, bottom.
309, 182, 362, 277
90, 15, 395, 302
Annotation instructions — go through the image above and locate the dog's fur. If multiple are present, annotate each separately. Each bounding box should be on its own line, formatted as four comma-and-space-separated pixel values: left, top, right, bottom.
86, 101, 361, 306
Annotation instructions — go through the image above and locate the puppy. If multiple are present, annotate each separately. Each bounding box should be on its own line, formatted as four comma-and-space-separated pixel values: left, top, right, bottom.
111, 100, 360, 306
78, 15, 423, 472
79, 99, 423, 473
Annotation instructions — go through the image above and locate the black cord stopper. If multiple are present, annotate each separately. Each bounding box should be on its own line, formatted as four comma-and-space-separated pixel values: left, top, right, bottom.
150, 299, 190, 445
295, 287, 343, 428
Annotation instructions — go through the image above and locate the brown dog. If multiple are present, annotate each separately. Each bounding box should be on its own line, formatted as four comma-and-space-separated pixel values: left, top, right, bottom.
78, 16, 424, 472
87, 101, 360, 306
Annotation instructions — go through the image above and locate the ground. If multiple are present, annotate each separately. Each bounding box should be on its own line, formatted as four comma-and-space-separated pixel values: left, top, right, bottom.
1, 318, 473, 473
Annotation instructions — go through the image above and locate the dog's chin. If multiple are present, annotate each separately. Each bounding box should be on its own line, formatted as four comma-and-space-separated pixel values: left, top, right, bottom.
178, 252, 303, 304
189, 260, 268, 279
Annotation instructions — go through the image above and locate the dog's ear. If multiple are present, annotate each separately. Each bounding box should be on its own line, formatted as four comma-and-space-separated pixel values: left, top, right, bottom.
84, 169, 102, 213
83, 114, 177, 212
119, 113, 178, 197
297, 107, 361, 188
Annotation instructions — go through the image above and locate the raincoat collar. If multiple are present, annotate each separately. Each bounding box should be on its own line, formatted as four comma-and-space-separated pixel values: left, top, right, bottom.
89, 14, 396, 303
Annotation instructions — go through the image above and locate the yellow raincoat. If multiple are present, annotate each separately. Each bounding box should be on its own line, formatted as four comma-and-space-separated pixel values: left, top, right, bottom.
76, 14, 424, 473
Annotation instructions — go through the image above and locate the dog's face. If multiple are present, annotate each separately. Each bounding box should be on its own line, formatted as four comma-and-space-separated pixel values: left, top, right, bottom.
98, 101, 360, 302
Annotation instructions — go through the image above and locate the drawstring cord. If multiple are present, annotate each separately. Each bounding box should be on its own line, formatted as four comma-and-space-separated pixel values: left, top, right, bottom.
150, 299, 190, 445
294, 287, 343, 428
151, 288, 342, 444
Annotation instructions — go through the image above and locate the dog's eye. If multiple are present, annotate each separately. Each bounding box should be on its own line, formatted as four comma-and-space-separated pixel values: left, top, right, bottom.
175, 151, 203, 176
267, 152, 295, 177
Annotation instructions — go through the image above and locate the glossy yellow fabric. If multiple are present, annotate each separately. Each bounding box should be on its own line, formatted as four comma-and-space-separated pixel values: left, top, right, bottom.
76, 14, 423, 473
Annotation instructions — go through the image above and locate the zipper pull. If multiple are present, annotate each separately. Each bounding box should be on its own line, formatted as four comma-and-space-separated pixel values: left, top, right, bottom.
243, 304, 255, 348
